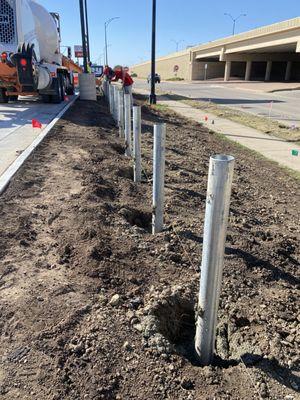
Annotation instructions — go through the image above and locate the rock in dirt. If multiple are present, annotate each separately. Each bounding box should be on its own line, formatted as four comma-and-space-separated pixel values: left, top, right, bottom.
109, 294, 121, 307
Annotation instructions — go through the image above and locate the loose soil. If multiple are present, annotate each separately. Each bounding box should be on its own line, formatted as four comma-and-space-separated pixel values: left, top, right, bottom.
0, 97, 299, 400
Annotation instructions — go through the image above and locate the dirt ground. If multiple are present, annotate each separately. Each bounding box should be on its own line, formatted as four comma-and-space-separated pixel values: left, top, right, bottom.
0, 97, 299, 400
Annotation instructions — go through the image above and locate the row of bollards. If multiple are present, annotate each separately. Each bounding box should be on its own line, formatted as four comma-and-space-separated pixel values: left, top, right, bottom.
106, 83, 166, 235
104, 82, 235, 367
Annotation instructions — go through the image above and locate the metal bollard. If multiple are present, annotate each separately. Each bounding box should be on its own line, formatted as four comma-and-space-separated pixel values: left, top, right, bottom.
113, 86, 118, 122
115, 87, 120, 126
133, 106, 142, 183
109, 85, 114, 115
105, 80, 109, 99
118, 90, 125, 138
124, 94, 132, 157
195, 154, 235, 366
103, 80, 109, 101
152, 124, 166, 234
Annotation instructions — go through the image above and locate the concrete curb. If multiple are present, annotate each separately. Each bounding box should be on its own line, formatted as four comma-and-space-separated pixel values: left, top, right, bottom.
0, 95, 79, 196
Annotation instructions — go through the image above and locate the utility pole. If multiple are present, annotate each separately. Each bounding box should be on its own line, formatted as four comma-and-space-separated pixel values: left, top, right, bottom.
84, 0, 91, 62
150, 0, 157, 104
79, 0, 88, 72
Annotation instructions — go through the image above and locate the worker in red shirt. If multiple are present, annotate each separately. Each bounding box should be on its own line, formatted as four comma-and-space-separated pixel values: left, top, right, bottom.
103, 65, 114, 81
112, 66, 134, 105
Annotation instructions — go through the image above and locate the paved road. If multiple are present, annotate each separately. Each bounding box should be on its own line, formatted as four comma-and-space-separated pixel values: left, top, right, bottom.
0, 97, 75, 177
134, 80, 300, 127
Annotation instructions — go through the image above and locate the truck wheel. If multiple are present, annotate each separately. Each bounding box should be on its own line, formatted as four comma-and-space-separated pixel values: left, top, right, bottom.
41, 94, 51, 103
0, 89, 9, 104
60, 74, 65, 101
51, 77, 62, 104
66, 76, 75, 95
66, 85, 75, 96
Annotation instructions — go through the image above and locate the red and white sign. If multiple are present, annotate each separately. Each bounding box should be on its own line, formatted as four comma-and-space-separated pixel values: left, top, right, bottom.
74, 45, 83, 58
174, 65, 179, 72
73, 73, 79, 87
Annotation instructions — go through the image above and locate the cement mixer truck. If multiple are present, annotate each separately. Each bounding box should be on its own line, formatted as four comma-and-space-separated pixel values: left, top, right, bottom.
0, 0, 82, 103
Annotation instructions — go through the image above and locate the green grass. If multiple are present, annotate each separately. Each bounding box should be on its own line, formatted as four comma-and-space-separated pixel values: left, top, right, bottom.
213, 131, 300, 180
151, 103, 171, 112
181, 99, 300, 144
148, 98, 300, 182
166, 77, 184, 81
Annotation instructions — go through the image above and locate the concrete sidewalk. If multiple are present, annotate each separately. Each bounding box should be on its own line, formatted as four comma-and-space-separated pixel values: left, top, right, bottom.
0, 96, 76, 177
135, 89, 300, 173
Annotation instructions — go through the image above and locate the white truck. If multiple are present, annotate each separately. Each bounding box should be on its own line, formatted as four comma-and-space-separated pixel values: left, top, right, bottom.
0, 0, 82, 103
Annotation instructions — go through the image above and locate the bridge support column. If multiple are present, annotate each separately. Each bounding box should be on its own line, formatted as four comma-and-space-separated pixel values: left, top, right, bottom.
285, 61, 292, 81
224, 61, 231, 82
265, 61, 272, 81
245, 61, 252, 81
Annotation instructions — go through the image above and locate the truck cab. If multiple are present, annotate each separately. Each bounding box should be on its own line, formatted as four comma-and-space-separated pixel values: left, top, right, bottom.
0, 0, 80, 103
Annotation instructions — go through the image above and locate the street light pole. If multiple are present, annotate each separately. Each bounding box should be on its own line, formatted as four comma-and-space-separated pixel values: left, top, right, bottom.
171, 39, 184, 52
104, 17, 119, 66
150, 0, 157, 105
224, 13, 247, 35
79, 0, 88, 72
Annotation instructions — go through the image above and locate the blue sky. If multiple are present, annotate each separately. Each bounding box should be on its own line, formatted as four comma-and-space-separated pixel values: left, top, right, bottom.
39, 0, 299, 67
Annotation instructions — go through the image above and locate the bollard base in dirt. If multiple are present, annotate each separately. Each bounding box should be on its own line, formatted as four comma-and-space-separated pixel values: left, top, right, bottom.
152, 124, 166, 234
79, 74, 97, 101
195, 154, 235, 366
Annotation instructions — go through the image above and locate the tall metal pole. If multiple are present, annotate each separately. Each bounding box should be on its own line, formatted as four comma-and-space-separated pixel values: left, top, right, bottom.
224, 13, 247, 36
104, 22, 108, 65
150, 0, 157, 104
79, 0, 88, 73
104, 17, 119, 66
171, 39, 184, 52
195, 155, 235, 366
84, 0, 91, 62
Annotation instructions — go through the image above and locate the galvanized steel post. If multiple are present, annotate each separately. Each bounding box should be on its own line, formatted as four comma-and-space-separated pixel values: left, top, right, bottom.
118, 89, 125, 138
152, 123, 166, 234
195, 154, 235, 366
133, 106, 142, 183
124, 94, 132, 157
109, 84, 113, 115
113, 86, 118, 123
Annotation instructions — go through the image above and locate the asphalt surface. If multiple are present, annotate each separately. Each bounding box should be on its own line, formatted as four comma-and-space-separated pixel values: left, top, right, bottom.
0, 96, 75, 177
134, 80, 300, 127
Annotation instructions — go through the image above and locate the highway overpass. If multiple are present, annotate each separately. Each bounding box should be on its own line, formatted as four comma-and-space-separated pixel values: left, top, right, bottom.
131, 17, 300, 82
